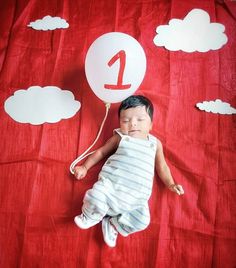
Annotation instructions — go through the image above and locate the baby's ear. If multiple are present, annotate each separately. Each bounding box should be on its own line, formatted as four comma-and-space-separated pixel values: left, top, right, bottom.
149, 122, 153, 130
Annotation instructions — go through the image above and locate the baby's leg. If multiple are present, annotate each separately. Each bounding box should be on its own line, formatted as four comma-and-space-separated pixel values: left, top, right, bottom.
110, 206, 150, 236
82, 180, 110, 222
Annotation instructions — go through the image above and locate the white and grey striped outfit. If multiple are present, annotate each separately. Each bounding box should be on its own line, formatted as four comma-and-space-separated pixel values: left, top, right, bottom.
82, 129, 158, 236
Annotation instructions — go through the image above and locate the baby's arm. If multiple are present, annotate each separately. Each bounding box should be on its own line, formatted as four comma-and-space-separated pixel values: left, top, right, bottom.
74, 134, 120, 180
155, 140, 184, 195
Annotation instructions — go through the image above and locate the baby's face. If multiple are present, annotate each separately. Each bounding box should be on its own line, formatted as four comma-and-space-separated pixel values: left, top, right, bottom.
119, 106, 152, 139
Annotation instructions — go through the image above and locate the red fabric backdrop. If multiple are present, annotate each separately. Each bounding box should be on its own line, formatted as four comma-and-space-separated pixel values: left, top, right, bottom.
0, 0, 235, 267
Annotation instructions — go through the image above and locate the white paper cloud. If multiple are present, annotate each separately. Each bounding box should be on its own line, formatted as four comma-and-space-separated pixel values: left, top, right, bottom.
196, 99, 236, 114
153, 9, 228, 52
28, 15, 69, 31
4, 86, 81, 125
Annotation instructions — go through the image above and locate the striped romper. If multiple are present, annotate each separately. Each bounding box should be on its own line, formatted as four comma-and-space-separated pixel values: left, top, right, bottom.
82, 129, 158, 236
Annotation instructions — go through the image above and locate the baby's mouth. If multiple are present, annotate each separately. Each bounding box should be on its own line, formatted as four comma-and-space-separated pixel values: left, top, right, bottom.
129, 130, 139, 134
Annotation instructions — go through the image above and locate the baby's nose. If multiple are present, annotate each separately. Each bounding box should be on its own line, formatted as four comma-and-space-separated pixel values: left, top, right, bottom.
131, 119, 137, 126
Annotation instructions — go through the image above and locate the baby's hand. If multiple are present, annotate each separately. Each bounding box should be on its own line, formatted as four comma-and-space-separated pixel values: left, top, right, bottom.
74, 166, 87, 180
168, 184, 184, 195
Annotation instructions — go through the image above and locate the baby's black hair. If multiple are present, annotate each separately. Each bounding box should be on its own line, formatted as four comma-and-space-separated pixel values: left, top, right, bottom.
118, 95, 154, 121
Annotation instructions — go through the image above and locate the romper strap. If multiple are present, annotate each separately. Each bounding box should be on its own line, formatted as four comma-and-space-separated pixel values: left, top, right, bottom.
113, 128, 124, 137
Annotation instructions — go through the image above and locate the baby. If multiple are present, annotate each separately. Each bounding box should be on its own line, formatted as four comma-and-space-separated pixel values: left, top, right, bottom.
73, 95, 184, 247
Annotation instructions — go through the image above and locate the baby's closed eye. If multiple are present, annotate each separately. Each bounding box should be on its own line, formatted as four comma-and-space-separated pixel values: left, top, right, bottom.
137, 118, 145, 121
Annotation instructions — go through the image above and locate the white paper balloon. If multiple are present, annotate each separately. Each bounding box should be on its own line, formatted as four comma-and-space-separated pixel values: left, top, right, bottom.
85, 32, 146, 103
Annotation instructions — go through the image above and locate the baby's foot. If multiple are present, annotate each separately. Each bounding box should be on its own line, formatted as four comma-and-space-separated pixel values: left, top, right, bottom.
102, 217, 118, 247
74, 214, 100, 229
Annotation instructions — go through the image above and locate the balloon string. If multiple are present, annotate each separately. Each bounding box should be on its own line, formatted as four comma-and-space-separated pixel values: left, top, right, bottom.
70, 102, 111, 174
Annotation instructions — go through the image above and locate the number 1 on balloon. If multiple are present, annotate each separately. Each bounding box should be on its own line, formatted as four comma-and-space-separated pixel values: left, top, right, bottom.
104, 50, 131, 90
